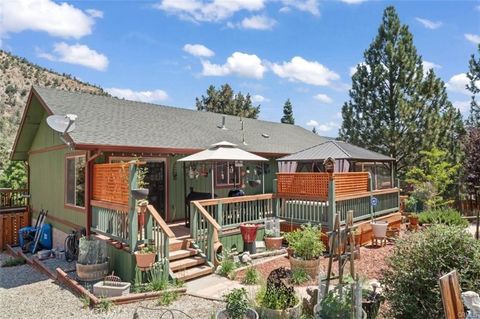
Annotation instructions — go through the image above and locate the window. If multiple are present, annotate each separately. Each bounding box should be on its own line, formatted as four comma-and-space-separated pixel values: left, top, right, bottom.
66, 155, 86, 208
215, 161, 241, 187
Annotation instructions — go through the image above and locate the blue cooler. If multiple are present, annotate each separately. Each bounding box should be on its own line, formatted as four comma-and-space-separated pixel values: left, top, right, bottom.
38, 224, 53, 251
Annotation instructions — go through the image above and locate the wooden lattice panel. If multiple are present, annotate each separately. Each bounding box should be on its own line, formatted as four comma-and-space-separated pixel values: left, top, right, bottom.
93, 163, 129, 205
333, 172, 369, 197
276, 173, 329, 199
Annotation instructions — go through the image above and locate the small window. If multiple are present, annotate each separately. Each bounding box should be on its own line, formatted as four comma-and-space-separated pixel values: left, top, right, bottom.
66, 155, 86, 208
215, 161, 241, 187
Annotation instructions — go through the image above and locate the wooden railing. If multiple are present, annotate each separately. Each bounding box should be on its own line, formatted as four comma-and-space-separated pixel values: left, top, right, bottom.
91, 200, 130, 244
277, 173, 329, 199
276, 197, 329, 225
92, 163, 129, 205
0, 189, 29, 210
190, 201, 221, 265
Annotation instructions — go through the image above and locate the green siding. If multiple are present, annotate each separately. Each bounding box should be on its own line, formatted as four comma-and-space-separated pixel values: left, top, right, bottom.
107, 245, 136, 282
219, 228, 265, 252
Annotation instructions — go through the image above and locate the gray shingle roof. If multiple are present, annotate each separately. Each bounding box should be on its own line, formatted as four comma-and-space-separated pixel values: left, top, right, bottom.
278, 140, 394, 162
33, 86, 327, 154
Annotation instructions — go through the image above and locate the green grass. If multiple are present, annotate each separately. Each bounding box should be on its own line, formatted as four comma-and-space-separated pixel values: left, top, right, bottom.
218, 257, 237, 279
242, 266, 260, 285
79, 294, 91, 309
1, 257, 26, 267
290, 268, 310, 285
158, 290, 179, 306
96, 298, 114, 313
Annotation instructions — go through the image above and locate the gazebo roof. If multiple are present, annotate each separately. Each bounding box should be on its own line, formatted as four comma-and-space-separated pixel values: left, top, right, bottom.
277, 140, 394, 162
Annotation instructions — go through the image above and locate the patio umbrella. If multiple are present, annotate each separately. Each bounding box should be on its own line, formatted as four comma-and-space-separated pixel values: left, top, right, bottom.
178, 141, 268, 198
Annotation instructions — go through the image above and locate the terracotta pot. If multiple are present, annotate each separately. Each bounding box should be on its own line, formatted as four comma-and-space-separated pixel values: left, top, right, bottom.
240, 224, 258, 243
289, 256, 321, 279
409, 215, 419, 226
257, 300, 302, 319
265, 236, 283, 250
217, 308, 259, 319
134, 251, 156, 270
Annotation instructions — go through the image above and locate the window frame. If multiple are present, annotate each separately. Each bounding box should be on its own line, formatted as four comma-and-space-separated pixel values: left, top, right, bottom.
64, 152, 86, 211
214, 161, 242, 188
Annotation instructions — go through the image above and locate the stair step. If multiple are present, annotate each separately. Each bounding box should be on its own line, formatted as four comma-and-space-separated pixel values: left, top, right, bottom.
170, 256, 205, 271
169, 239, 189, 252
174, 265, 213, 281
169, 249, 197, 261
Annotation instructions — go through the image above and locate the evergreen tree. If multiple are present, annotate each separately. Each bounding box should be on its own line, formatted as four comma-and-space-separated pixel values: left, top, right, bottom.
196, 84, 260, 119
312, 127, 318, 134
467, 44, 480, 127
281, 99, 295, 124
339, 6, 464, 177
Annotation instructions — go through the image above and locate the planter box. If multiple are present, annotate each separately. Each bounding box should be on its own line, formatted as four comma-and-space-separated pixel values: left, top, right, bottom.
289, 256, 321, 279
93, 281, 131, 297
257, 301, 302, 319
76, 262, 109, 282
217, 308, 258, 319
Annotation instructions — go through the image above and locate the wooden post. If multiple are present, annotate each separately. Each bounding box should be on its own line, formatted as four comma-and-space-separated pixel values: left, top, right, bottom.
190, 203, 198, 240
217, 201, 223, 227
327, 180, 336, 230
368, 173, 374, 220
128, 165, 138, 250
144, 207, 153, 242
438, 270, 465, 319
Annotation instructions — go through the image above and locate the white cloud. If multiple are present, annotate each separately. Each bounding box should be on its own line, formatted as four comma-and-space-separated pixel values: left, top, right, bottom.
252, 94, 268, 102
240, 15, 276, 30
154, 0, 265, 22
313, 93, 333, 104
106, 88, 169, 103
465, 33, 480, 45
183, 43, 215, 57
279, 6, 291, 13
38, 42, 109, 71
340, 0, 366, 4
271, 56, 340, 86
306, 120, 319, 127
415, 17, 442, 30
423, 60, 441, 70
201, 52, 266, 79
453, 101, 471, 114
446, 73, 469, 95
281, 0, 320, 16
349, 62, 369, 77
86, 9, 104, 18
0, 0, 100, 39
317, 121, 339, 132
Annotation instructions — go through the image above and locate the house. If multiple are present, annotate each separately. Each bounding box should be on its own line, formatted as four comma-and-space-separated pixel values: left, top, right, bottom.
9, 86, 401, 282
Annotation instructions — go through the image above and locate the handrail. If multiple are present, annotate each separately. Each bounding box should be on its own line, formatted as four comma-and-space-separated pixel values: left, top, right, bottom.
197, 193, 274, 206
146, 205, 175, 238
191, 201, 221, 231
335, 188, 399, 201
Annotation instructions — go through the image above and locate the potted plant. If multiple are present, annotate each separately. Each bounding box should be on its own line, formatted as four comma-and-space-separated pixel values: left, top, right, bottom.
134, 244, 156, 271
76, 237, 109, 281
408, 213, 419, 226
264, 229, 283, 251
370, 220, 389, 244
256, 267, 302, 319
284, 224, 324, 279
131, 165, 149, 200
217, 288, 259, 319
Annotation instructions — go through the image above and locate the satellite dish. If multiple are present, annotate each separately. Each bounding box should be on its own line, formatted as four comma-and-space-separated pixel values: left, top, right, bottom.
46, 114, 77, 134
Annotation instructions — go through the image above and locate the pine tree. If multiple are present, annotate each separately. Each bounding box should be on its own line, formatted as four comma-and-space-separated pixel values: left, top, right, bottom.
339, 6, 464, 177
312, 127, 318, 134
281, 99, 295, 124
467, 44, 480, 127
464, 128, 480, 196
196, 84, 260, 119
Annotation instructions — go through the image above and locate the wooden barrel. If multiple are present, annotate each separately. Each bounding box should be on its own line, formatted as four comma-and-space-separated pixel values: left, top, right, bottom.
289, 257, 321, 279
76, 261, 109, 281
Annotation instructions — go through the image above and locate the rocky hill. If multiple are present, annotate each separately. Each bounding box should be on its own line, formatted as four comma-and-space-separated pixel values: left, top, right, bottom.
0, 50, 108, 179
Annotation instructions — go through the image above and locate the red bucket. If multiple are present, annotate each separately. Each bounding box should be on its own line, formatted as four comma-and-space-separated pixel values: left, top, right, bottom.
240, 224, 258, 243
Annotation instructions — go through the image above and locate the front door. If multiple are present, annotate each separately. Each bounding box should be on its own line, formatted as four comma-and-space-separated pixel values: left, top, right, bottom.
145, 160, 166, 219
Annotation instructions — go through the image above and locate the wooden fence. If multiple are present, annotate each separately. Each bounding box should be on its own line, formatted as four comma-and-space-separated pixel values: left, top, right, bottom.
1, 189, 28, 210
92, 163, 129, 205
333, 172, 369, 197
0, 209, 29, 250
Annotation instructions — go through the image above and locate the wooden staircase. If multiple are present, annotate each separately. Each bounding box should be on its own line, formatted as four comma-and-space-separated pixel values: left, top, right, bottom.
168, 238, 213, 281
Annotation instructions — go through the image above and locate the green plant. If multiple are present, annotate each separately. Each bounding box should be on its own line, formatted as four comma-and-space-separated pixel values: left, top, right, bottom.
242, 266, 260, 285
147, 262, 168, 291
256, 268, 298, 311
284, 224, 324, 260
79, 294, 90, 309
78, 237, 107, 265
382, 225, 480, 318
408, 212, 418, 218
290, 268, 310, 285
264, 229, 276, 238
224, 288, 250, 319
404, 196, 418, 212
418, 208, 468, 227
158, 290, 179, 306
218, 253, 237, 278
136, 166, 149, 189
318, 291, 352, 318
96, 298, 114, 313
139, 244, 155, 254
1, 257, 26, 267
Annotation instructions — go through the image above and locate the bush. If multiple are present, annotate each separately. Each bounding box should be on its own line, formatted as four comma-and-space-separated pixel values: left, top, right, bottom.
224, 288, 250, 319
290, 268, 310, 285
256, 267, 298, 310
242, 266, 260, 285
418, 208, 468, 227
284, 224, 324, 260
1, 257, 26, 267
382, 225, 480, 319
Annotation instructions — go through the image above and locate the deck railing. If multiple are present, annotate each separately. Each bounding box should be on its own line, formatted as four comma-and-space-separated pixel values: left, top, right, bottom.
190, 201, 221, 265
91, 200, 130, 244
276, 197, 329, 225
0, 189, 29, 210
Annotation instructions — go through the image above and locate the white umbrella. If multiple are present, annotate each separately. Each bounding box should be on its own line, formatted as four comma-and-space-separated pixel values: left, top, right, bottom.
178, 141, 268, 198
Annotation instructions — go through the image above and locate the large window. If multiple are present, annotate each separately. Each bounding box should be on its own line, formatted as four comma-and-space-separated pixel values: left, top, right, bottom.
66, 155, 86, 208
215, 161, 241, 187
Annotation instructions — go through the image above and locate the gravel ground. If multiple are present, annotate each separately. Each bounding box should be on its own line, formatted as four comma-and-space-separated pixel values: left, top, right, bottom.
0, 253, 224, 319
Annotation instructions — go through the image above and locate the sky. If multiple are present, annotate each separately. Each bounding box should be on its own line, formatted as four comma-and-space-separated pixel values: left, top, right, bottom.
0, 0, 479, 137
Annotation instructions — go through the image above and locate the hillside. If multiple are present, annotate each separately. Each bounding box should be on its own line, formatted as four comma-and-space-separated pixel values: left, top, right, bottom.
0, 50, 109, 186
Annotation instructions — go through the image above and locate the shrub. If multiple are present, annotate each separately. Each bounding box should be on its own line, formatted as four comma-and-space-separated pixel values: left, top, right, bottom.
242, 266, 260, 285
224, 288, 250, 319
1, 257, 26, 267
382, 225, 480, 319
284, 224, 324, 260
158, 290, 179, 306
256, 267, 298, 310
218, 255, 237, 279
290, 268, 310, 285
318, 291, 352, 318
418, 208, 468, 227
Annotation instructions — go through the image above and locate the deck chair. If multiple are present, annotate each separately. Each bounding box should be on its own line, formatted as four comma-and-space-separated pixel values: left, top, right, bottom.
439, 270, 466, 319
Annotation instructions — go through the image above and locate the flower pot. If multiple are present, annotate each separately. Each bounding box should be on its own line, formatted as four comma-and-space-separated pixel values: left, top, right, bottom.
265, 236, 284, 250
134, 251, 156, 271
131, 188, 149, 200
257, 300, 302, 319
93, 281, 131, 297
370, 221, 388, 238
76, 261, 109, 282
240, 224, 258, 244
409, 215, 419, 226
216, 308, 259, 319
289, 256, 321, 279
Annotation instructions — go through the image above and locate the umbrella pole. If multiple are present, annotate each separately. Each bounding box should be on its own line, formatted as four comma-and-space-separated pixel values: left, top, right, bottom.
211, 162, 215, 199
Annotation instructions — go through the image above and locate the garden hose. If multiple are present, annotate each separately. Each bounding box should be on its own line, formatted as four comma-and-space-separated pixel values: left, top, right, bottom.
64, 230, 79, 262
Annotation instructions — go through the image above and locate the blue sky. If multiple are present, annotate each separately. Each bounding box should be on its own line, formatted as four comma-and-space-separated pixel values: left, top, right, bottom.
1, 0, 479, 137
